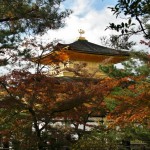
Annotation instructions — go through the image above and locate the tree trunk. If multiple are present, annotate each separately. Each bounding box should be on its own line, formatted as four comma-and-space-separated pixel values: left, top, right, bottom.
122, 140, 131, 150
37, 130, 45, 150
3, 141, 9, 150
28, 107, 46, 150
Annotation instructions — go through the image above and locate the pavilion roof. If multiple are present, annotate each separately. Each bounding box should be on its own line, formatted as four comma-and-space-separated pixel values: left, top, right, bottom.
55, 39, 129, 56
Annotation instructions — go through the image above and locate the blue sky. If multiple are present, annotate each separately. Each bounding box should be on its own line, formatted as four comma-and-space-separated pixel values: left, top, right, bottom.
64, 0, 117, 10
91, 0, 118, 10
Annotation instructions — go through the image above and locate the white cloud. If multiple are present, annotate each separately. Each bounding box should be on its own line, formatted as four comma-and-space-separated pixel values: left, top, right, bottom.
71, 0, 96, 15
42, 0, 149, 53
43, 3, 118, 43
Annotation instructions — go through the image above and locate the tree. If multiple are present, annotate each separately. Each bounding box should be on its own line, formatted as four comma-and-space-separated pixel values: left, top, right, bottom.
108, 76, 150, 126
72, 127, 120, 150
0, 65, 120, 149
100, 34, 135, 50
100, 52, 150, 126
99, 52, 150, 149
0, 0, 71, 66
0, 1, 72, 149
107, 0, 150, 39
103, 52, 149, 121
105, 1, 150, 127
104, 1, 150, 143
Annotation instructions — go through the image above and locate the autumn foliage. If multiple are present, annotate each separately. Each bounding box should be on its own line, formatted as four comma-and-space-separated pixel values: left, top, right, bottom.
107, 76, 150, 127
0, 68, 120, 149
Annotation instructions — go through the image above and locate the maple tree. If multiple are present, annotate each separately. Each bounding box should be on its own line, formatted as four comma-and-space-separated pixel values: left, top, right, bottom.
0, 64, 120, 149
99, 52, 150, 128
69, 52, 150, 149
108, 77, 150, 126
0, 2, 71, 147
95, 51, 149, 149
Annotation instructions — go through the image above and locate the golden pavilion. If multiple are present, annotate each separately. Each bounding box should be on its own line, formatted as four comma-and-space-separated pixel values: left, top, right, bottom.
35, 30, 129, 78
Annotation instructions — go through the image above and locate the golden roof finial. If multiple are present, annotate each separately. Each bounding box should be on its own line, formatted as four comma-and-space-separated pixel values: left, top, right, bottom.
78, 29, 86, 40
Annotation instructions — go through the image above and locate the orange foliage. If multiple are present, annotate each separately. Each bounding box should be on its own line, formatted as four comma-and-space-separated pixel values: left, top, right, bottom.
0, 70, 120, 138
108, 77, 150, 127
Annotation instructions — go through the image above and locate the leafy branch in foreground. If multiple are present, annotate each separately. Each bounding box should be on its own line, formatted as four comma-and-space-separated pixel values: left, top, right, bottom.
0, 0, 71, 66
107, 0, 150, 39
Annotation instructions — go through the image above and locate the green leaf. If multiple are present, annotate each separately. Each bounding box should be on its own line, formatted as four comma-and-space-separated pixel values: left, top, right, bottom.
125, 29, 128, 33
128, 18, 132, 25
121, 22, 124, 27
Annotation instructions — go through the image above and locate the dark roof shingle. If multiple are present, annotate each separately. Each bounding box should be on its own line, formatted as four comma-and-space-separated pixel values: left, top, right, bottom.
56, 39, 129, 56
